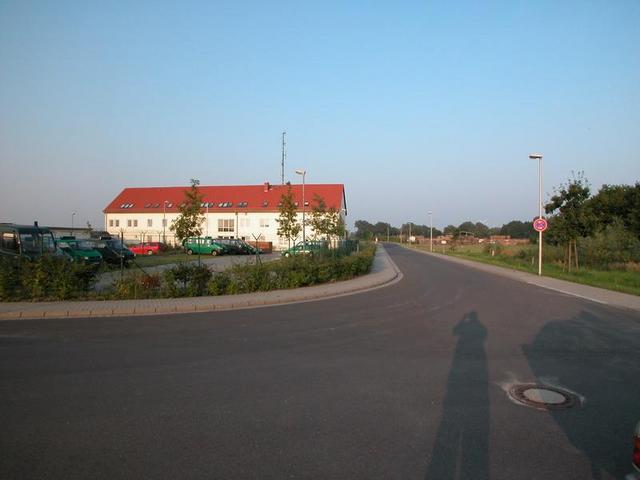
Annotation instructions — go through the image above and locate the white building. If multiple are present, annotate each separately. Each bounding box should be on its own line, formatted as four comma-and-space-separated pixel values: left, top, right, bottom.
103, 182, 347, 250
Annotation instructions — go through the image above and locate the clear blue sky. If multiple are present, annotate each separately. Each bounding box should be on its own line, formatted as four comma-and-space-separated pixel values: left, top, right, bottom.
1, 0, 639, 230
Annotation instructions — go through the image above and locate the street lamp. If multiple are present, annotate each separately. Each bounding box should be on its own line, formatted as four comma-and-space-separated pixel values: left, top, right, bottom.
71, 212, 76, 230
529, 153, 544, 276
295, 169, 306, 247
428, 210, 433, 252
162, 200, 169, 243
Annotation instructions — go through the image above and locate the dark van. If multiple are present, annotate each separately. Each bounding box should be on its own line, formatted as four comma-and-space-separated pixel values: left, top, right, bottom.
0, 223, 58, 260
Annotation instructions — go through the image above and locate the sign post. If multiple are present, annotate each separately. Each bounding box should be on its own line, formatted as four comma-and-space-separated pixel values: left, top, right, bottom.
533, 217, 548, 276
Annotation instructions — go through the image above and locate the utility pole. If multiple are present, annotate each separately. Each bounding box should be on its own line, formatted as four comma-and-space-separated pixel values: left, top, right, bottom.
387, 224, 389, 243
281, 131, 286, 185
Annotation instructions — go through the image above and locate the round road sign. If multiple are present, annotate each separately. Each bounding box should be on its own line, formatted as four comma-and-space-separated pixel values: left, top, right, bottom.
533, 217, 548, 232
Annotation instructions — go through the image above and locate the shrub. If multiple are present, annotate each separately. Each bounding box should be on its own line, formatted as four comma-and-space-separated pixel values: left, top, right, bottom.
163, 262, 212, 297
0, 256, 97, 301
207, 246, 376, 295
578, 220, 640, 267
113, 273, 162, 299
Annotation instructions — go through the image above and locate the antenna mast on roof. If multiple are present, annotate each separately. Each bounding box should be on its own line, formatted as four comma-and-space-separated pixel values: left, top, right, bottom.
281, 131, 286, 185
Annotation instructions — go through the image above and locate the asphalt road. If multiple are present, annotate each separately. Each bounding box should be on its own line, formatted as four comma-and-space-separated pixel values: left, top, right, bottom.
1, 243, 639, 479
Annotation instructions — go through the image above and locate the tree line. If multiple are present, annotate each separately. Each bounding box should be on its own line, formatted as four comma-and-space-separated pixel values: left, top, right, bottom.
354, 219, 536, 240
355, 178, 639, 244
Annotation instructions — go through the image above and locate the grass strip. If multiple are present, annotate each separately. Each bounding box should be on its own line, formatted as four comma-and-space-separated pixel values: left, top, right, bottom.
408, 245, 640, 297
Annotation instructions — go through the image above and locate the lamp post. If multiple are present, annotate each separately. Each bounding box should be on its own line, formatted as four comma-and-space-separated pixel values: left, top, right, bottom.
529, 153, 544, 276
295, 169, 306, 247
162, 200, 168, 243
71, 212, 76, 230
428, 210, 433, 252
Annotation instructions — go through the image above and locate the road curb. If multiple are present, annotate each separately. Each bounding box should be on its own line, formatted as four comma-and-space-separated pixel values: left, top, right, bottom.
0, 245, 403, 321
401, 244, 640, 312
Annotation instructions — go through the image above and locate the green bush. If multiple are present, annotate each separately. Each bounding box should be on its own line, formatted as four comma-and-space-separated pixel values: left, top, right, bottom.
206, 245, 376, 295
0, 256, 97, 301
113, 272, 163, 299
163, 262, 212, 297
578, 220, 640, 267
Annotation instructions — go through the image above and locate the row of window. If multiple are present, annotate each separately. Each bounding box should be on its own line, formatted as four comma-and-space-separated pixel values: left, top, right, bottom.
109, 219, 169, 228
108, 218, 272, 230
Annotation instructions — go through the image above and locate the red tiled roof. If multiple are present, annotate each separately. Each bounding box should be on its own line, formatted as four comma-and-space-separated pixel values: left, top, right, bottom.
103, 183, 346, 214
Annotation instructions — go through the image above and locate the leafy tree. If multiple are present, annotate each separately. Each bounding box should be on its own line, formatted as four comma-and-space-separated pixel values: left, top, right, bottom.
457, 221, 476, 236
443, 225, 458, 236
170, 179, 205, 243
309, 195, 332, 239
330, 213, 346, 239
276, 184, 301, 248
309, 194, 346, 242
587, 182, 640, 238
474, 222, 490, 238
354, 220, 375, 239
499, 220, 535, 239
545, 172, 595, 270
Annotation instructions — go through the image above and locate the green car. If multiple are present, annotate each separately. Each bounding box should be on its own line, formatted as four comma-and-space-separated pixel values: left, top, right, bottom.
57, 237, 103, 267
281, 241, 324, 257
183, 237, 227, 256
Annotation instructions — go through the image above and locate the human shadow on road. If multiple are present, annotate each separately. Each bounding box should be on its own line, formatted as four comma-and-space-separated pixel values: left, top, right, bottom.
523, 310, 640, 479
425, 311, 489, 480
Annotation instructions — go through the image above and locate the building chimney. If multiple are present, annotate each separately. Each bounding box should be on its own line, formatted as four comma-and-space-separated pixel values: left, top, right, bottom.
263, 181, 270, 192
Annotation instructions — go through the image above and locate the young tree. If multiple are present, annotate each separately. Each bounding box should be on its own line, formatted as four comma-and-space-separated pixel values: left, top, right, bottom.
310, 195, 346, 245
309, 194, 331, 239
170, 179, 205, 243
545, 172, 595, 271
276, 184, 301, 248
328, 209, 346, 240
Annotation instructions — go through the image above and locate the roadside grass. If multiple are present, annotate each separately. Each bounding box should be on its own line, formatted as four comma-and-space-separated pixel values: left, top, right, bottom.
409, 244, 640, 297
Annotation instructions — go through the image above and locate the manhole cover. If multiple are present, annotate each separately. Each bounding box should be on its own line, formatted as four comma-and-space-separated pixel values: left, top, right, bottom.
508, 383, 578, 410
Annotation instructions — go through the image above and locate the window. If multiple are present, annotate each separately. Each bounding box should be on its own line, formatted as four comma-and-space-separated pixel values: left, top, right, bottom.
260, 218, 269, 228
109, 219, 114, 227
115, 220, 120, 227
133, 220, 138, 227
218, 219, 235, 232
239, 217, 250, 228
1, 232, 17, 252
147, 219, 153, 227
127, 219, 132, 227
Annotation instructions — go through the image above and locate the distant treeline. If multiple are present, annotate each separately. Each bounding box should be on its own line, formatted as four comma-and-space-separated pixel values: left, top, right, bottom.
355, 180, 640, 244
353, 219, 534, 240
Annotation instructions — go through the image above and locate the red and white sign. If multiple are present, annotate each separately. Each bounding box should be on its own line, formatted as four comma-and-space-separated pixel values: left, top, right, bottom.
533, 217, 548, 232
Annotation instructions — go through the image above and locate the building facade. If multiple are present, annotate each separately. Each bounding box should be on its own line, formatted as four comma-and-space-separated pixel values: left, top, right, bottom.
103, 182, 347, 250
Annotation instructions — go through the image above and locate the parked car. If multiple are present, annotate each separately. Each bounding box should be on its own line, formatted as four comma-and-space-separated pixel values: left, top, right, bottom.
57, 236, 103, 268
0, 223, 59, 261
129, 242, 166, 256
215, 238, 260, 255
183, 237, 227, 256
281, 241, 324, 257
86, 237, 134, 266
239, 240, 261, 255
